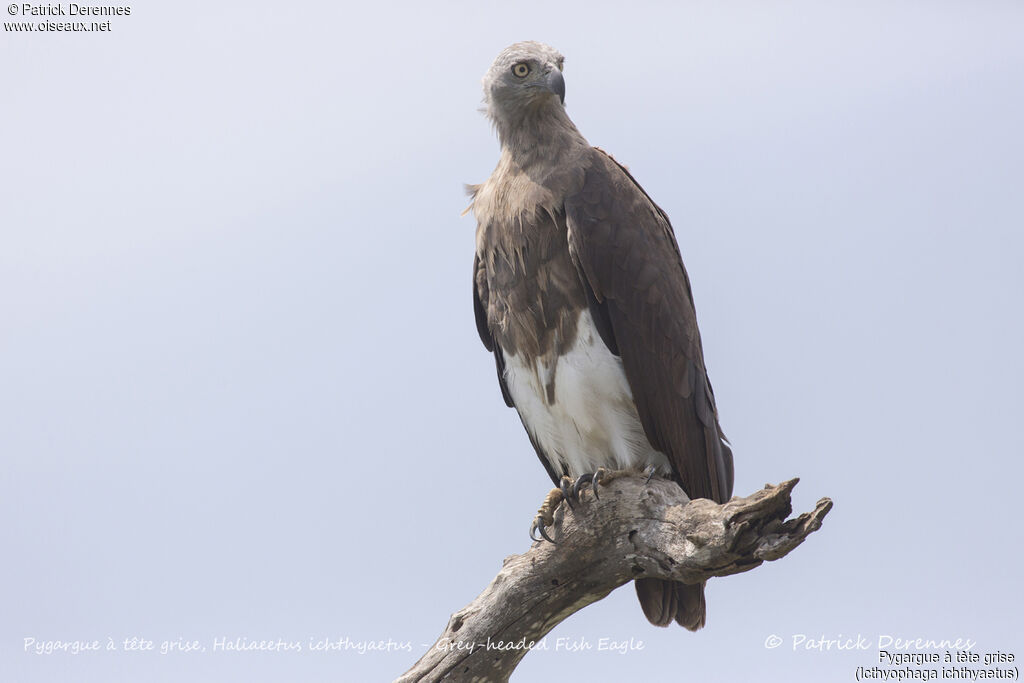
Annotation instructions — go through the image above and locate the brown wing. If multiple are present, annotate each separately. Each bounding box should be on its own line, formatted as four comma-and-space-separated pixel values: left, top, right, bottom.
564, 148, 733, 504
473, 252, 561, 485
473, 253, 514, 408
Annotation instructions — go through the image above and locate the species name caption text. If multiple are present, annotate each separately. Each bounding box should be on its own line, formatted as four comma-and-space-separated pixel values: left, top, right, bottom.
22, 635, 645, 657
855, 650, 1018, 681
762, 634, 1017, 681
5, 4, 131, 33
23, 637, 412, 656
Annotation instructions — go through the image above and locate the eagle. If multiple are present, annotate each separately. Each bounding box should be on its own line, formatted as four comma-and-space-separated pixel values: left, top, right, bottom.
469, 41, 735, 630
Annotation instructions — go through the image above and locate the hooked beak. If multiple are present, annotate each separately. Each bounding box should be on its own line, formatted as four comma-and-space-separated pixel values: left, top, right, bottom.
546, 68, 565, 104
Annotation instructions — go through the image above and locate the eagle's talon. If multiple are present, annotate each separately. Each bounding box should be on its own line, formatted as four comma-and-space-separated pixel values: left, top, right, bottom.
571, 473, 591, 501
531, 518, 556, 544
592, 468, 606, 498
571, 470, 605, 501
559, 476, 576, 509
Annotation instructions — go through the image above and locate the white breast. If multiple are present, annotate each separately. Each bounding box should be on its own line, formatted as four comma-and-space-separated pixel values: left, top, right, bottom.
502, 310, 671, 479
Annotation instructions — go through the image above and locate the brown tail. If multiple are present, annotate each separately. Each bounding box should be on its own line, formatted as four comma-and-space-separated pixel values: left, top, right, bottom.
635, 578, 706, 631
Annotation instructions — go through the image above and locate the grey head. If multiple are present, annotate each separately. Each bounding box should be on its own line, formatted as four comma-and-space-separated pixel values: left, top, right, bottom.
483, 41, 566, 125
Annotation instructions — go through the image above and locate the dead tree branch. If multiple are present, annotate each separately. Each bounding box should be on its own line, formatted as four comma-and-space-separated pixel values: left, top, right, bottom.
398, 476, 832, 683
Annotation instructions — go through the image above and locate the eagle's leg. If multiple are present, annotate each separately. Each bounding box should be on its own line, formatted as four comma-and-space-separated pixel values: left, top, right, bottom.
530, 468, 644, 543
529, 487, 565, 544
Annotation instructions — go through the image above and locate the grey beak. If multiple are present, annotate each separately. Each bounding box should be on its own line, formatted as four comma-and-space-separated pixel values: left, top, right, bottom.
547, 69, 565, 104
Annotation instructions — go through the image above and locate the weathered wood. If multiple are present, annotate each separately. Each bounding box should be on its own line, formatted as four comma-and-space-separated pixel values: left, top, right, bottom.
397, 475, 831, 683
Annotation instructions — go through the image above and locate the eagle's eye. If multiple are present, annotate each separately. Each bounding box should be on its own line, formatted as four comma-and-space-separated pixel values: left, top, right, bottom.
511, 62, 530, 78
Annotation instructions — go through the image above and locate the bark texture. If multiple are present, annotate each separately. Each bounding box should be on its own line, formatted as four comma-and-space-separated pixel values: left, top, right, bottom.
398, 476, 832, 683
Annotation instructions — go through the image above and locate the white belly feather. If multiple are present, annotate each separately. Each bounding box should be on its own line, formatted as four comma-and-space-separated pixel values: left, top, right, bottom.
502, 310, 671, 479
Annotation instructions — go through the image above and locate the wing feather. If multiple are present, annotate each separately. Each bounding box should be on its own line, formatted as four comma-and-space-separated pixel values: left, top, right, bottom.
473, 254, 514, 408
564, 149, 734, 503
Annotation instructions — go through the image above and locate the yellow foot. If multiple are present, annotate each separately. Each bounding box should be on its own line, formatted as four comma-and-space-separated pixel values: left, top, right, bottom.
529, 485, 565, 543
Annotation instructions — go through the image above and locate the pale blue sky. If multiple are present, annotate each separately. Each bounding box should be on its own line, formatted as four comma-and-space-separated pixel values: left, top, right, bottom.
2, 1, 1022, 681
